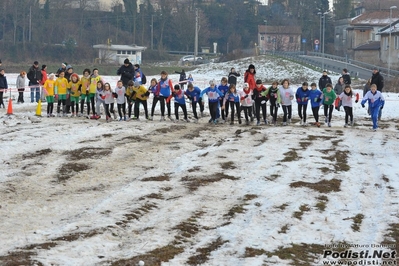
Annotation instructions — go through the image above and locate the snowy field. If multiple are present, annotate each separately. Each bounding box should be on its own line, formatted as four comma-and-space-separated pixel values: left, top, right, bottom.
1, 56, 399, 266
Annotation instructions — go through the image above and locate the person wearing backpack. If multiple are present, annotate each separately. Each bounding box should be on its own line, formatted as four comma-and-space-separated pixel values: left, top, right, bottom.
117, 59, 134, 88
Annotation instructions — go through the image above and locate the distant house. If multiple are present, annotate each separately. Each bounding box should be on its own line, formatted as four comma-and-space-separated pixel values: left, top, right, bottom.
377, 19, 399, 68
258, 25, 302, 52
92, 44, 147, 64
345, 10, 399, 62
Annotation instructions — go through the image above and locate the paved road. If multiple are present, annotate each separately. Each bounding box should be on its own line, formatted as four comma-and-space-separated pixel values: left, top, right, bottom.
300, 55, 374, 81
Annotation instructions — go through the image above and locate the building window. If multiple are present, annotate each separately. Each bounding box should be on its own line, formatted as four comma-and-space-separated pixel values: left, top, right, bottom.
395, 36, 399, 50
267, 36, 271, 43
289, 36, 294, 43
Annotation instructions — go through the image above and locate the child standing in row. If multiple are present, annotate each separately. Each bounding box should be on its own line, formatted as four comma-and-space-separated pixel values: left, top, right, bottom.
253, 79, 269, 125
69, 73, 81, 117
361, 84, 385, 131
279, 79, 294, 126
80, 69, 91, 117
125, 80, 135, 119
200, 80, 224, 124
55, 71, 69, 117
217, 77, 229, 121
170, 84, 189, 122
133, 81, 150, 120
336, 85, 359, 127
94, 80, 104, 119
322, 83, 337, 127
103, 83, 114, 122
115, 80, 126, 121
265, 81, 281, 126
296, 82, 311, 126
16, 71, 26, 104
185, 83, 202, 122
43, 73, 55, 117
240, 83, 253, 125
308, 82, 323, 127
222, 84, 241, 125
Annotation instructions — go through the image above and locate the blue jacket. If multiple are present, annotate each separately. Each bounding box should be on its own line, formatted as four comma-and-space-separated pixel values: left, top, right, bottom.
200, 86, 224, 103
308, 89, 323, 108
217, 84, 229, 97
185, 86, 201, 103
295, 87, 311, 105
361, 90, 385, 109
173, 90, 186, 105
224, 91, 240, 103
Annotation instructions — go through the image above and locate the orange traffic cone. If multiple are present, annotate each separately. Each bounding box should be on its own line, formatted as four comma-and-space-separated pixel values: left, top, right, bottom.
35, 100, 42, 117
6, 98, 13, 115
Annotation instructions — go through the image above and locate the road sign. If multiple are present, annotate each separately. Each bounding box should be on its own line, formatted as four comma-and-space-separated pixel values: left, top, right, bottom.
314, 39, 320, 45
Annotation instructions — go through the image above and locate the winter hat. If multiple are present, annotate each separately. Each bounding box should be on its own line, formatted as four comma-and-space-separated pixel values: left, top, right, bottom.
62, 62, 67, 67
124, 58, 130, 64
66, 65, 72, 70
71, 73, 79, 80
134, 81, 141, 87
33, 61, 39, 65
42, 64, 47, 70
373, 67, 379, 71
256, 79, 262, 84
48, 73, 55, 78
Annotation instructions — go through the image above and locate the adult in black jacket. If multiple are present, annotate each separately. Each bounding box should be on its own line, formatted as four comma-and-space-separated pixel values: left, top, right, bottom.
342, 68, 351, 85
175, 69, 187, 90
27, 61, 42, 103
228, 67, 240, 85
370, 67, 384, 120
318, 70, 332, 90
117, 59, 134, 87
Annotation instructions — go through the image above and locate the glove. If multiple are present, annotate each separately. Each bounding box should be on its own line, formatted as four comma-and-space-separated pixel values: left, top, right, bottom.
244, 95, 248, 98
361, 104, 365, 108
141, 94, 145, 98
335, 107, 338, 110
144, 91, 150, 96
277, 103, 280, 108
355, 100, 358, 103
113, 92, 118, 98
172, 92, 176, 97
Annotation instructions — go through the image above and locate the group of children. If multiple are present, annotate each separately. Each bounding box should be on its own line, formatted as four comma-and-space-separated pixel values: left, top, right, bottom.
3, 62, 386, 131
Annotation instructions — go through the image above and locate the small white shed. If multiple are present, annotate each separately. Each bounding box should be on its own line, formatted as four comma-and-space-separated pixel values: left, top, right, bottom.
92, 44, 147, 64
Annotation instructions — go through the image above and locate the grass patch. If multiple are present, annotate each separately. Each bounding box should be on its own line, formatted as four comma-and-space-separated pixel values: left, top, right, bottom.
224, 194, 258, 218
266, 174, 280, 181
290, 178, 341, 193
116, 203, 158, 227
220, 161, 236, 170
351, 214, 365, 232
275, 203, 289, 210
299, 141, 311, 149
63, 147, 112, 160
55, 163, 90, 182
139, 193, 164, 200
293, 204, 311, 220
278, 224, 289, 234
281, 149, 300, 162
141, 175, 171, 182
381, 223, 399, 256
22, 148, 52, 159
181, 173, 239, 191
295, 178, 341, 193
186, 237, 228, 265
321, 149, 350, 172
315, 195, 329, 212
244, 243, 325, 265
154, 125, 186, 134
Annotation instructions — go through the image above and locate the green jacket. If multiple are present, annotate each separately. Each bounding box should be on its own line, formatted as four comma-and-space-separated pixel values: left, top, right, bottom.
322, 88, 337, 105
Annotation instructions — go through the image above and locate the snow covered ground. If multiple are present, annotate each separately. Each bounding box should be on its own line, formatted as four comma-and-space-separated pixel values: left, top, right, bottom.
1, 56, 399, 266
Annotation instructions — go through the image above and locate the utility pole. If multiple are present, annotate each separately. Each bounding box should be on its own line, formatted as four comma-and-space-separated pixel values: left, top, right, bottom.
194, 8, 199, 64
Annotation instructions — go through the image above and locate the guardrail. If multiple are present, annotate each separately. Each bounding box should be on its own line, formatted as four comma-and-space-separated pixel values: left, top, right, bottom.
263, 51, 399, 78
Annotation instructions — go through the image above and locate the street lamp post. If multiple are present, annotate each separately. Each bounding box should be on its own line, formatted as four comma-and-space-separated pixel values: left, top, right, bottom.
318, 12, 322, 53
388, 6, 397, 79
151, 15, 154, 50
321, 11, 329, 70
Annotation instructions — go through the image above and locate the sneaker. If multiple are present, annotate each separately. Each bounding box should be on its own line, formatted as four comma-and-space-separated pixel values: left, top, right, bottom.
272, 120, 276, 126
201, 111, 204, 118
167, 116, 174, 121
250, 116, 254, 122
328, 122, 331, 127
62, 113, 67, 117
325, 116, 328, 123
57, 113, 61, 117
303, 122, 307, 126
194, 119, 198, 123
288, 119, 292, 124
344, 123, 348, 128
264, 120, 269, 125
246, 121, 250, 125
300, 119, 303, 125
184, 118, 190, 123
113, 112, 117, 119
78, 113, 83, 117
208, 118, 213, 123
149, 116, 153, 121
119, 117, 123, 121
350, 121, 354, 126
47, 113, 50, 118
316, 122, 320, 127
238, 119, 242, 124
373, 128, 377, 132
50, 114, 55, 117
160, 116, 165, 121
283, 122, 287, 126
230, 121, 234, 125
124, 116, 126, 121
256, 120, 260, 126
213, 120, 218, 125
